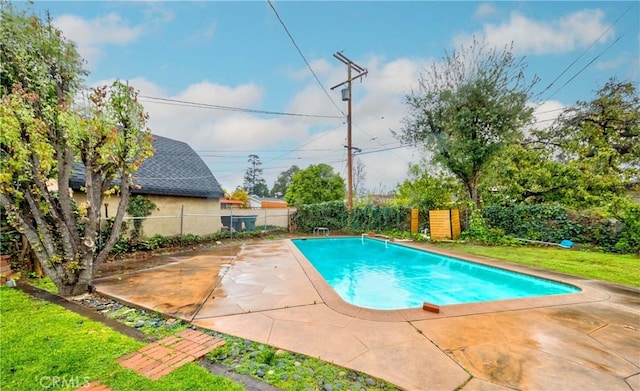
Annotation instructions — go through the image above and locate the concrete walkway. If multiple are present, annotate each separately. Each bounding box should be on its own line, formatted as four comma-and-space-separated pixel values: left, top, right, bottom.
93, 239, 640, 391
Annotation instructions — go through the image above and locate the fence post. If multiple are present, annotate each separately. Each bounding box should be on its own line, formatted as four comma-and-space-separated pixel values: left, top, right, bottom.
264, 209, 267, 230
230, 207, 234, 238
180, 205, 184, 236
411, 208, 419, 234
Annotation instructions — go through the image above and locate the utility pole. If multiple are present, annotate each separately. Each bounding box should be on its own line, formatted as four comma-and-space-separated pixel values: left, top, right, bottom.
330, 52, 367, 210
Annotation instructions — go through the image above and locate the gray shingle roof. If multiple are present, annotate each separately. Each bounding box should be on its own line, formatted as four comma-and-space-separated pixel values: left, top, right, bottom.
69, 135, 223, 198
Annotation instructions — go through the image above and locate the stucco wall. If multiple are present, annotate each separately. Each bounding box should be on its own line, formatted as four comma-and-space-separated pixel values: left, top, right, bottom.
73, 191, 297, 237
74, 193, 222, 237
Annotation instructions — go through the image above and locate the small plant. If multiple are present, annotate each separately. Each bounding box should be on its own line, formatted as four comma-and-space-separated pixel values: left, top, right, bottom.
261, 348, 277, 365
459, 208, 517, 245
126, 196, 157, 240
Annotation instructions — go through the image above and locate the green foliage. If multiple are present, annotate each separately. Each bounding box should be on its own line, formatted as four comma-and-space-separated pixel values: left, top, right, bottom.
398, 39, 537, 208
348, 204, 411, 232
208, 334, 396, 391
481, 205, 627, 252
284, 164, 345, 206
126, 196, 157, 239
292, 201, 412, 234
0, 287, 244, 391
508, 79, 640, 209
536, 78, 639, 186
293, 201, 348, 233
481, 144, 589, 206
459, 208, 518, 245
0, 4, 154, 295
243, 154, 269, 196
230, 188, 249, 208
607, 200, 640, 254
271, 165, 300, 198
0, 207, 21, 257
393, 163, 465, 229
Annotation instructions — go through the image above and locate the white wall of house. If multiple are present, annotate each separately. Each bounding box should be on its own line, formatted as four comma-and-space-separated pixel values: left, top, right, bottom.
74, 192, 222, 237
247, 195, 261, 208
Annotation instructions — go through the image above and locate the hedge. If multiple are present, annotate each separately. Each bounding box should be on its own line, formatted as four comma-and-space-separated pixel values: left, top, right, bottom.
482, 204, 639, 253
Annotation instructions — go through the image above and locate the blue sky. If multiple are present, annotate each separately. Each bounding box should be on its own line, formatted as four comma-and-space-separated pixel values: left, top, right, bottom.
29, 1, 640, 193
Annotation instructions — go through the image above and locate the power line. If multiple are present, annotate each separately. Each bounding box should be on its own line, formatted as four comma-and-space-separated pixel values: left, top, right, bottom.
266, 0, 345, 117
196, 148, 339, 154
139, 95, 343, 119
545, 29, 631, 102
537, 2, 638, 103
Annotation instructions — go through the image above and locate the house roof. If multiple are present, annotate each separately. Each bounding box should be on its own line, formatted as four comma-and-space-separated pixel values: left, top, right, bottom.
70, 135, 223, 199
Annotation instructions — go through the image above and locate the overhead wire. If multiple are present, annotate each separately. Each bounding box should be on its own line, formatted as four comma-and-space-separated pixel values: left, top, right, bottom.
263, 0, 351, 174
266, 0, 346, 118
139, 95, 342, 119
544, 26, 635, 102
536, 2, 638, 104
534, 2, 635, 101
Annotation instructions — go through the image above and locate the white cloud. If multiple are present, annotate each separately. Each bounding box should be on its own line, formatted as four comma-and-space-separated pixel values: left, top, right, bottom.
474, 3, 498, 19
529, 100, 565, 133
54, 13, 144, 65
595, 53, 629, 71
84, 55, 428, 192
174, 81, 263, 109
286, 58, 333, 81
189, 23, 217, 42
454, 9, 614, 55
364, 57, 421, 96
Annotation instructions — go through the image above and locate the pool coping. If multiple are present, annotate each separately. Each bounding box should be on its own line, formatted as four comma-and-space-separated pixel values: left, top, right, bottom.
286, 237, 610, 322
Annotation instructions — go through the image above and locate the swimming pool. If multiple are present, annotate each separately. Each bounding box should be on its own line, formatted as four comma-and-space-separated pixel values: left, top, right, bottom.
291, 237, 580, 310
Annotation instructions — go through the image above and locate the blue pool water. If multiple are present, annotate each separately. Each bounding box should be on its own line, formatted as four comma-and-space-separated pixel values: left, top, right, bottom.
292, 237, 580, 309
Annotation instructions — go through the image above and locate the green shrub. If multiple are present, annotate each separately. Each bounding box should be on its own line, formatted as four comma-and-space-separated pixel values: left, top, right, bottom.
612, 203, 640, 254
292, 201, 349, 233
459, 209, 518, 245
348, 204, 411, 232
482, 204, 630, 252
291, 201, 412, 234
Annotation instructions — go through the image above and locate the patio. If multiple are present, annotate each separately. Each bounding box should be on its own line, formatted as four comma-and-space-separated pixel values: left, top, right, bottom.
93, 239, 640, 391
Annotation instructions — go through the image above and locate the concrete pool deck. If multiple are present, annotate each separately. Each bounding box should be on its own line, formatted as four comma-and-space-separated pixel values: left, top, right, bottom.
93, 239, 640, 391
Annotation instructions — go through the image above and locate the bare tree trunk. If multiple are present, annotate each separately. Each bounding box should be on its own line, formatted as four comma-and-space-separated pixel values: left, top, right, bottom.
56, 264, 93, 296
464, 174, 481, 210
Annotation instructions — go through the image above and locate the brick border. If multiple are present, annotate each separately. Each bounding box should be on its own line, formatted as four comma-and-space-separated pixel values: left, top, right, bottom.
117, 329, 225, 380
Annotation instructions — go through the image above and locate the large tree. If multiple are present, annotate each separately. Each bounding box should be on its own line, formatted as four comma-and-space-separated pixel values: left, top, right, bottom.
485, 79, 640, 208
284, 164, 345, 206
394, 163, 463, 211
0, 5, 153, 296
480, 143, 586, 206
536, 79, 639, 193
270, 165, 299, 198
243, 154, 268, 196
397, 40, 537, 209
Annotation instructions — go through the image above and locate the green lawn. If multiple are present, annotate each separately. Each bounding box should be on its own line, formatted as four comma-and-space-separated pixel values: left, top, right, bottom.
433, 243, 640, 287
0, 287, 245, 391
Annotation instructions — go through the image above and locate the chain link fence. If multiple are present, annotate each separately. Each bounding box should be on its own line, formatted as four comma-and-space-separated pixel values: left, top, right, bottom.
108, 207, 297, 238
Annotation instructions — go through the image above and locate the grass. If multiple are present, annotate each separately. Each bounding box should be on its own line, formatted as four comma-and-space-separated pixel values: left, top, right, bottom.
433, 243, 640, 287
12, 280, 397, 390
0, 287, 245, 391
